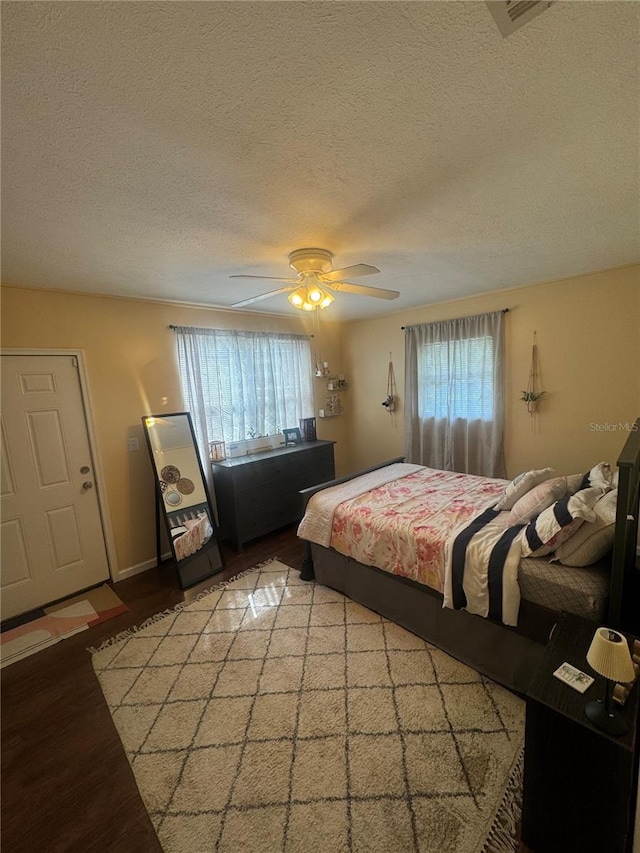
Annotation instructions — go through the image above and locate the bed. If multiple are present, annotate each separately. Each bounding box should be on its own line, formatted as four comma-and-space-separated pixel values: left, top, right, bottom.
297, 419, 640, 693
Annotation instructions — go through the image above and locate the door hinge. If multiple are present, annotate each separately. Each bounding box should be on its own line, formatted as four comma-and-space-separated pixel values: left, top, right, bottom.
71, 356, 78, 368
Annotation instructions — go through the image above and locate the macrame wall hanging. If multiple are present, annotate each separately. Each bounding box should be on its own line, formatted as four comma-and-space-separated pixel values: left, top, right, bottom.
521, 331, 546, 415
382, 353, 397, 413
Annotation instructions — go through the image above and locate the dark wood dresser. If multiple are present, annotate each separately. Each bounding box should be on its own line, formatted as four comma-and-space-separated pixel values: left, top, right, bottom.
212, 440, 335, 551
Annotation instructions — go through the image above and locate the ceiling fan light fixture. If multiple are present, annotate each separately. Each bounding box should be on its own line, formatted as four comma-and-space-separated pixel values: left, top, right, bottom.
319, 292, 334, 308
231, 248, 396, 310
288, 288, 306, 308
288, 283, 333, 311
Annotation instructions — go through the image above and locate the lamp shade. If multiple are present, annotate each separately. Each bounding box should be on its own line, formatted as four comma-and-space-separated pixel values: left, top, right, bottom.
586, 627, 635, 682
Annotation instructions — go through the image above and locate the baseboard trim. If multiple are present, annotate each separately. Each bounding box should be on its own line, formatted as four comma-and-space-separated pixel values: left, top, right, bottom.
116, 552, 172, 582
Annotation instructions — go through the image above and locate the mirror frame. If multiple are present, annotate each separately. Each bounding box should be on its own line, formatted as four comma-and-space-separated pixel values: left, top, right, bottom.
142, 411, 223, 588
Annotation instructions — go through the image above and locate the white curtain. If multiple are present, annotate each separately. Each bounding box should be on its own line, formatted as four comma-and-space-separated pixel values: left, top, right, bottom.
404, 311, 505, 477
174, 325, 313, 465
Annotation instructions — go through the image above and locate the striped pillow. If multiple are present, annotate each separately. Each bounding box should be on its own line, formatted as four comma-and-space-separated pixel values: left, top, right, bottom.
526, 517, 583, 558
519, 487, 605, 558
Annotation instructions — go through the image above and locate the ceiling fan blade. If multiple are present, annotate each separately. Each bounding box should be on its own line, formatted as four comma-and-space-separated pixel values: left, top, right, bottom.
319, 264, 380, 283
229, 275, 300, 283
231, 286, 295, 308
328, 281, 400, 300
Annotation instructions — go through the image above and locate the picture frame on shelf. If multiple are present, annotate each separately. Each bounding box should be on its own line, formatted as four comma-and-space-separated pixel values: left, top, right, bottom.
283, 427, 303, 446
299, 417, 317, 441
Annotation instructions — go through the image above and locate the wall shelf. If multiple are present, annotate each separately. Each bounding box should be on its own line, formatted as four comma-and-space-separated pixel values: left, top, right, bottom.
325, 377, 348, 391
320, 393, 344, 417
316, 372, 348, 417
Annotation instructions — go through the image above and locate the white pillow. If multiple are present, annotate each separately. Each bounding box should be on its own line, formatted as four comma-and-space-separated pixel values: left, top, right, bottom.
586, 462, 614, 490
506, 477, 568, 526
566, 462, 613, 496
554, 489, 618, 567
565, 473, 585, 495
519, 486, 605, 558
494, 467, 555, 512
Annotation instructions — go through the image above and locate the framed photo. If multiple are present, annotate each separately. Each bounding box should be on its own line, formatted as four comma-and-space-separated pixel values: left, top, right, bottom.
299, 417, 317, 442
283, 427, 302, 446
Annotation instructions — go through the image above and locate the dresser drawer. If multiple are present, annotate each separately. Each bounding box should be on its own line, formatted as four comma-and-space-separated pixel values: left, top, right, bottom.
233, 456, 287, 490
298, 464, 335, 490
238, 503, 295, 541
289, 445, 334, 474
238, 481, 286, 512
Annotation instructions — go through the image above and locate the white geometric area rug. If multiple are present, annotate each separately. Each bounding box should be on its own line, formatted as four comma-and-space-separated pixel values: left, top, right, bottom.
92, 559, 525, 853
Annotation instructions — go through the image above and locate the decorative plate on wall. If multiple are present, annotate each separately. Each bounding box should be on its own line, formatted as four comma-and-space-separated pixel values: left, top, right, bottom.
161, 465, 181, 483
165, 490, 182, 506
177, 477, 195, 495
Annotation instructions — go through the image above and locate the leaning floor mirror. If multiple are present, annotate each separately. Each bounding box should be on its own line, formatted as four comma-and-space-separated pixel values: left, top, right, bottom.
142, 412, 223, 588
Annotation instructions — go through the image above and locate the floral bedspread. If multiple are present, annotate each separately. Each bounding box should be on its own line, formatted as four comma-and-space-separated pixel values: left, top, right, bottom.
173, 514, 213, 562
330, 468, 508, 593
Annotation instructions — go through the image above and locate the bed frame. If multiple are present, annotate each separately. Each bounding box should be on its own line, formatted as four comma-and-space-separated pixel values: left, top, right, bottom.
299, 419, 640, 694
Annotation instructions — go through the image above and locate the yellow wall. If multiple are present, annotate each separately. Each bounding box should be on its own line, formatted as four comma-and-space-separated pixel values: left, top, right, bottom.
3, 265, 638, 580
343, 265, 640, 478
1, 286, 349, 578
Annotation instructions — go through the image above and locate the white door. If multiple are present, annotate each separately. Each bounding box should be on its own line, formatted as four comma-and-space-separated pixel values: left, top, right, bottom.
1, 354, 110, 620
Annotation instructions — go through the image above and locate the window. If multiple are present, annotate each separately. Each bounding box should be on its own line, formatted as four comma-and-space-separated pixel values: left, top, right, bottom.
404, 310, 505, 477
175, 327, 313, 445
418, 336, 494, 421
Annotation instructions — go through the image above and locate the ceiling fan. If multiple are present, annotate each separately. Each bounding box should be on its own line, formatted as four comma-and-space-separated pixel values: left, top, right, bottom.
230, 248, 399, 311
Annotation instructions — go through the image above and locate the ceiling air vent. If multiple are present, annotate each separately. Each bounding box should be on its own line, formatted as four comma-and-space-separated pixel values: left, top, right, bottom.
486, 1, 554, 37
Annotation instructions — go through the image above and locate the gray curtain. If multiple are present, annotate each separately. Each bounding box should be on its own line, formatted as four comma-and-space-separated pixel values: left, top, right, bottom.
404, 311, 505, 478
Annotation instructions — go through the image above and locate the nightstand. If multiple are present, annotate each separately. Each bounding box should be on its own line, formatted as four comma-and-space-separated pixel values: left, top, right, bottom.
522, 612, 639, 853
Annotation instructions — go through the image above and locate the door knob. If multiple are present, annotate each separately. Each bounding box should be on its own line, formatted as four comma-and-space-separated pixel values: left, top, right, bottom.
82, 481, 93, 490
80, 466, 90, 474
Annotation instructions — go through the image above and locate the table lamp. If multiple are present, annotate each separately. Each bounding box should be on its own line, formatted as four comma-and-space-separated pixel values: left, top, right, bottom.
585, 627, 635, 736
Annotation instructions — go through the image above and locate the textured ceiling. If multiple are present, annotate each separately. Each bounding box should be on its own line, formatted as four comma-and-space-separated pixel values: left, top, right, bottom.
2, 1, 638, 321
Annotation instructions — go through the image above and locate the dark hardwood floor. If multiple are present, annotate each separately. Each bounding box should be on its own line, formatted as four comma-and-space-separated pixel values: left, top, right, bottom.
1, 526, 304, 853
